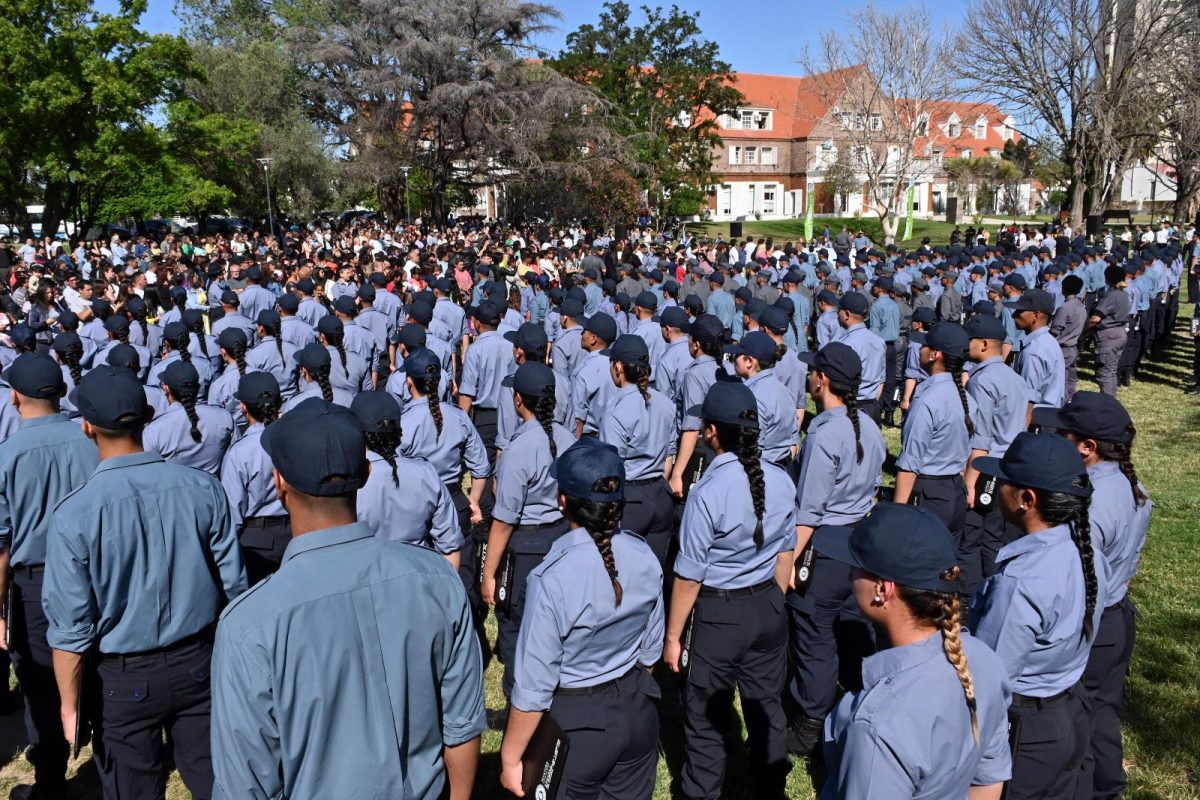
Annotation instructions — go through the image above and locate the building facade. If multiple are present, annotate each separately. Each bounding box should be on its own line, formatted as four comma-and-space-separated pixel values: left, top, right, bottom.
706, 68, 1036, 222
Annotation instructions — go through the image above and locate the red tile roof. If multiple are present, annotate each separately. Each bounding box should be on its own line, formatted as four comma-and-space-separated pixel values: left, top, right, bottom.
716, 66, 868, 140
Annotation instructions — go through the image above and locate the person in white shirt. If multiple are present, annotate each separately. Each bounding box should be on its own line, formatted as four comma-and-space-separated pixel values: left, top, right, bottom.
18, 238, 36, 264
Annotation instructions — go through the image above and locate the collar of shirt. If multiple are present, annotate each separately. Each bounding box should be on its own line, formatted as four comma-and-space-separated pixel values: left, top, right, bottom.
844, 322, 866, 334
1086, 459, 1120, 482
94, 450, 164, 476
860, 629, 944, 690
915, 371, 953, 395
18, 412, 70, 431
995, 523, 1071, 567
745, 369, 775, 388
282, 521, 374, 565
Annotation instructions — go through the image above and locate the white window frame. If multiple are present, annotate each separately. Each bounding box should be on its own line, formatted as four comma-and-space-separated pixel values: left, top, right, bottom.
932, 148, 943, 166
855, 113, 865, 131
729, 146, 742, 165
961, 148, 973, 159
870, 113, 882, 131
915, 114, 929, 137
760, 146, 777, 166
840, 111, 852, 129
763, 187, 777, 214
740, 110, 755, 129
744, 146, 758, 165
975, 118, 987, 139
820, 140, 834, 152
720, 184, 732, 215
948, 122, 961, 138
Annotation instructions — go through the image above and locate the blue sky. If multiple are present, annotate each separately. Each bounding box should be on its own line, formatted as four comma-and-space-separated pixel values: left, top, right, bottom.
97, 0, 964, 75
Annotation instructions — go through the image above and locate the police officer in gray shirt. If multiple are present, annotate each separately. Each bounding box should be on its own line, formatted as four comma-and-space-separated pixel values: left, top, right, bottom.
143, 361, 236, 475
1085, 266, 1132, 397
1050, 276, 1087, 402
0, 355, 99, 798
45, 365, 246, 800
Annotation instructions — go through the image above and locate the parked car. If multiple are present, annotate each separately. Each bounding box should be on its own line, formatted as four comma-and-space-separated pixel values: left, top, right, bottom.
136, 218, 190, 238
83, 222, 134, 242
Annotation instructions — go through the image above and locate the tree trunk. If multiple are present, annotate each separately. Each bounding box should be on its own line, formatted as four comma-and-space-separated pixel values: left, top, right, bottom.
1069, 178, 1086, 229
879, 209, 897, 244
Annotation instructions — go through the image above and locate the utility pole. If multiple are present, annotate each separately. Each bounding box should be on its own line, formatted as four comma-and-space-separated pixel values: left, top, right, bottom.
257, 157, 276, 249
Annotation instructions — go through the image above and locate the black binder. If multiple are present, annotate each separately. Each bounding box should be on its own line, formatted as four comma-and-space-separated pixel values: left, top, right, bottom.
495, 549, 515, 615
523, 713, 569, 800
679, 610, 696, 673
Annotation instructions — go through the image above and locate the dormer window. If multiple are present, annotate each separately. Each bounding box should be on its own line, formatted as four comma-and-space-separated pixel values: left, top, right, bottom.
948, 121, 961, 138
737, 109, 772, 130
975, 117, 987, 139
915, 114, 929, 137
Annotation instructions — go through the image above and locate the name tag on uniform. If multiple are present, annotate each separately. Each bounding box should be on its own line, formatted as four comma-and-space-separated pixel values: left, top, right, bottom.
794, 541, 816, 593
680, 609, 697, 672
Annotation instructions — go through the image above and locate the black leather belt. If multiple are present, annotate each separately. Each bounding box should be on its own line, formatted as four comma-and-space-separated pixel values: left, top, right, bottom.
626, 477, 662, 487
242, 515, 288, 527
699, 579, 776, 599
514, 518, 567, 531
916, 473, 962, 481
556, 668, 638, 696
1011, 687, 1071, 708
101, 625, 215, 665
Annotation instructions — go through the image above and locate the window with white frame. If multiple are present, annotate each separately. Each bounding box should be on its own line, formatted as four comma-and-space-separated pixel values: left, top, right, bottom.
990, 149, 1001, 158
736, 109, 772, 130
760, 147, 777, 165
821, 140, 834, 152
974, 118, 987, 139
948, 121, 961, 137
748, 184, 757, 213
933, 148, 943, 166
855, 113, 865, 131
1002, 124, 1013, 141
852, 146, 868, 167
840, 111, 852, 129
961, 148, 972, 159
870, 113, 882, 131
744, 146, 758, 165
740, 110, 755, 129
720, 185, 731, 215
763, 187, 776, 214
915, 114, 929, 137
729, 146, 742, 165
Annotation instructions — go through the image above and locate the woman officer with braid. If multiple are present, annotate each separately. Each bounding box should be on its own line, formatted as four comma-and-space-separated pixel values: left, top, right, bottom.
281, 343, 354, 411
51, 332, 85, 419
599, 335, 676, 563
893, 321, 977, 544
482, 361, 577, 698
664, 380, 798, 800
147, 322, 214, 402
247, 309, 299, 399
786, 342, 887, 758
208, 328, 250, 431
499, 437, 664, 800
817, 503, 1012, 799
141, 360, 235, 475
1032, 393, 1151, 800
220, 372, 289, 583
351, 391, 464, 568
971, 432, 1109, 800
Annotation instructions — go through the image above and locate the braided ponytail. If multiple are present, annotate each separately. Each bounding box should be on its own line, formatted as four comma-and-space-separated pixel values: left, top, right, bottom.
713, 419, 766, 549
944, 354, 975, 436
523, 392, 559, 459
310, 365, 334, 403
774, 342, 788, 363
625, 361, 651, 407
365, 429, 401, 486
230, 341, 247, 376
323, 330, 350, 378
789, 318, 801, 348
413, 376, 443, 439
899, 566, 980, 743
1038, 485, 1098, 640
187, 319, 210, 361
264, 322, 285, 364
563, 476, 625, 607
136, 316, 148, 343
831, 378, 865, 463
1095, 437, 1148, 506
171, 333, 192, 364
246, 399, 279, 426
60, 345, 83, 386
116, 328, 130, 346
179, 391, 202, 443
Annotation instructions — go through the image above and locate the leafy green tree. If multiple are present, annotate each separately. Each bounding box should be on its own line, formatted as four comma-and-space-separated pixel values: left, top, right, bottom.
0, 0, 204, 237
550, 2, 745, 219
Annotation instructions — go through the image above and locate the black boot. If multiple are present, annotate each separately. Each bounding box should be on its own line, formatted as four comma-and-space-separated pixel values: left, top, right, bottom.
787, 715, 825, 757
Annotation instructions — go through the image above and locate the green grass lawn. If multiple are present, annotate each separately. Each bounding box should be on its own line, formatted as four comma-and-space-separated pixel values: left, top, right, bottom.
691, 216, 988, 250
1, 315, 1198, 799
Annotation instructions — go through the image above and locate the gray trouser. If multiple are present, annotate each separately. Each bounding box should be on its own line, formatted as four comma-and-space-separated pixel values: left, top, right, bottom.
1061, 345, 1078, 402
1095, 327, 1127, 396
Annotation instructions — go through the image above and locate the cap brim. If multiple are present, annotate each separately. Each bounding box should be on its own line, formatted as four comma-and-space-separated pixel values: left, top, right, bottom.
723, 344, 746, 356
502, 330, 519, 343
811, 526, 860, 568
971, 455, 1010, 482
500, 374, 516, 388
1029, 406, 1067, 433
797, 351, 819, 366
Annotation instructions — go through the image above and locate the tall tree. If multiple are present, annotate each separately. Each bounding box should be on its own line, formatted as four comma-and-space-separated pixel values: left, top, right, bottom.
797, 1, 957, 244
281, 0, 618, 222
551, 2, 745, 220
0, 0, 201, 237
955, 0, 1191, 226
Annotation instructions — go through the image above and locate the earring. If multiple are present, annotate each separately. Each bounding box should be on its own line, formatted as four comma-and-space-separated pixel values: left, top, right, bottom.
872, 594, 882, 604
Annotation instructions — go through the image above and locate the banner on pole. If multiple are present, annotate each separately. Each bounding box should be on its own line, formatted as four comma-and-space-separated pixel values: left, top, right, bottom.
903, 178, 915, 241
805, 183, 815, 241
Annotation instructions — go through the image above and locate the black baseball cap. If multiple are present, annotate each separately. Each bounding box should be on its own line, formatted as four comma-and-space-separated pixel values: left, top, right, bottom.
694, 381, 759, 428
838, 292, 869, 316
471, 302, 502, 326
559, 298, 585, 320
217, 327, 248, 351
603, 334, 650, 366
1031, 391, 1134, 444
973, 432, 1092, 497
181, 309, 204, 329
295, 278, 316, 294
635, 291, 657, 311
396, 323, 427, 350
161, 361, 200, 394
725, 331, 776, 362
220, 290, 240, 306
163, 322, 189, 345
235, 371, 282, 405
814, 503, 961, 593
6, 353, 65, 399
965, 313, 1006, 341
104, 316, 130, 335
356, 284, 376, 301
689, 314, 725, 344
261, 398, 368, 496
550, 438, 625, 501
404, 302, 434, 326
504, 322, 549, 354
1011, 289, 1054, 316
277, 294, 300, 313
501, 361, 557, 398
583, 312, 617, 343
105, 343, 142, 372
799, 342, 862, 385
71, 365, 149, 429
757, 306, 788, 335
912, 306, 936, 326
659, 306, 691, 332
296, 342, 332, 372
51, 332, 83, 356
403, 347, 441, 378
351, 390, 403, 432
816, 289, 839, 307
923, 322, 969, 358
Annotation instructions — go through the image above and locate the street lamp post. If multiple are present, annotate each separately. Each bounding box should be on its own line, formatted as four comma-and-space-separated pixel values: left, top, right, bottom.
399, 165, 411, 225
257, 157, 276, 249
